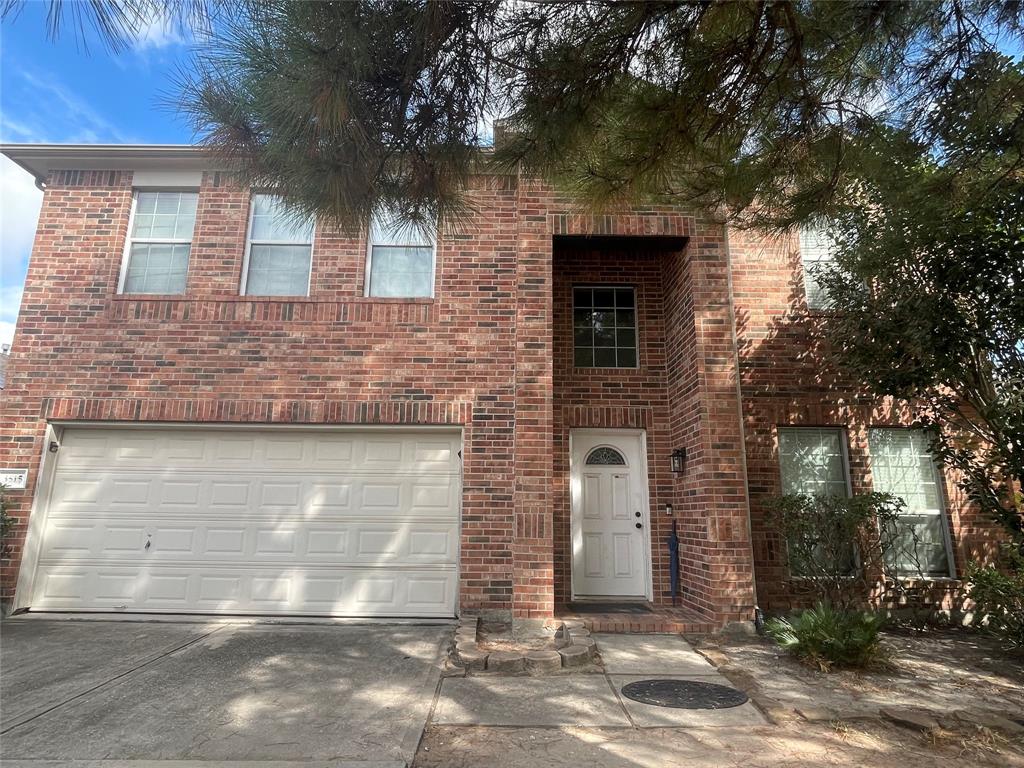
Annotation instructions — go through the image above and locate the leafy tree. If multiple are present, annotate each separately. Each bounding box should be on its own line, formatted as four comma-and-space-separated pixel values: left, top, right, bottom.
0, 0, 223, 53
165, 0, 1024, 232
815, 54, 1024, 547
9, 1, 1022, 234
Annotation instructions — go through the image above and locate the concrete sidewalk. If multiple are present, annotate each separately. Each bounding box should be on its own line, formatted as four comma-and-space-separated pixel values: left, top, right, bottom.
432, 633, 766, 728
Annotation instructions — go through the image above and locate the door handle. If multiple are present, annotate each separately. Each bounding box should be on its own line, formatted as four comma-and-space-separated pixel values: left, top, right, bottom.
635, 522, 643, 529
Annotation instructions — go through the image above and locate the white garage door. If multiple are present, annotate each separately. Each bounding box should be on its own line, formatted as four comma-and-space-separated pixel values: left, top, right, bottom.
29, 427, 461, 617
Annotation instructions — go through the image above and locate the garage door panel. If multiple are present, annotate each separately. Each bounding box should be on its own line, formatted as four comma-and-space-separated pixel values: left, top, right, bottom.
56, 431, 461, 473
39, 519, 458, 564
32, 427, 461, 617
48, 473, 457, 521
32, 564, 457, 616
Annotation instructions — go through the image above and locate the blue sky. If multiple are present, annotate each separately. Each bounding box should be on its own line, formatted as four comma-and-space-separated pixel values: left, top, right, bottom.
0, 4, 195, 346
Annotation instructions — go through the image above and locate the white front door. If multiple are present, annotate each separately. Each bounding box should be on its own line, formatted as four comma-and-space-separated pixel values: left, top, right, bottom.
570, 429, 651, 599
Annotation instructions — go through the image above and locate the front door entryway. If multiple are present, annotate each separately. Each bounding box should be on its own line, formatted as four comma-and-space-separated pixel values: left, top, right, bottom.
569, 429, 651, 599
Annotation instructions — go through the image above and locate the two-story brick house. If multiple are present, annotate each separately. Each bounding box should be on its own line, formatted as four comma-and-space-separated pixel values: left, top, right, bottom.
0, 144, 1001, 628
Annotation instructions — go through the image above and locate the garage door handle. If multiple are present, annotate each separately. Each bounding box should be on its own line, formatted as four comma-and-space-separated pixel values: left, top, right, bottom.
145, 538, 151, 551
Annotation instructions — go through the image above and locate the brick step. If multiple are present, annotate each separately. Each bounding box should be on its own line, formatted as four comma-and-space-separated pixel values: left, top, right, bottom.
551, 604, 716, 635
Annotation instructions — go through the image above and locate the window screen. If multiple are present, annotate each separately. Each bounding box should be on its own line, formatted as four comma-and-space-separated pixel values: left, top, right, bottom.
778, 427, 853, 576
122, 191, 197, 294
868, 429, 953, 577
243, 194, 315, 296
367, 212, 435, 297
798, 226, 834, 310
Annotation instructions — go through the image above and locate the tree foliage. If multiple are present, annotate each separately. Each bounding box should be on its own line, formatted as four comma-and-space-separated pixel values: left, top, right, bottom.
166, 0, 1024, 232
816, 53, 1024, 546
9, 1, 1023, 234
765, 492, 923, 611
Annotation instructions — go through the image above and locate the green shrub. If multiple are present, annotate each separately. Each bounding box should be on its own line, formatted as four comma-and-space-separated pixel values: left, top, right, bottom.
0, 486, 11, 558
764, 492, 922, 611
765, 602, 887, 671
966, 548, 1024, 651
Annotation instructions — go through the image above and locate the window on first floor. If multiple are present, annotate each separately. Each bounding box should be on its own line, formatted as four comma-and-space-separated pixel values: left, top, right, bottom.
572, 286, 637, 368
867, 428, 955, 578
366, 210, 436, 298
120, 190, 198, 294
777, 427, 854, 576
242, 194, 315, 296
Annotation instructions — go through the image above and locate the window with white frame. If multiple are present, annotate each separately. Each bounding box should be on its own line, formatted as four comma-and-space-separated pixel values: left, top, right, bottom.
777, 427, 853, 575
121, 190, 198, 294
867, 428, 954, 578
366, 211, 436, 297
242, 194, 315, 296
798, 226, 835, 310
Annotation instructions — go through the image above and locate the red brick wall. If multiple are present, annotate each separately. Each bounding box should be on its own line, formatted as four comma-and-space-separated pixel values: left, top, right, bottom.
727, 226, 1004, 613
16, 160, 981, 627
0, 170, 522, 616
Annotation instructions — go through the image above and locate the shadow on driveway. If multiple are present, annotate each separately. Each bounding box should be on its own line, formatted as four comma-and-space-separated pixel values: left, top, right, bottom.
1, 618, 450, 766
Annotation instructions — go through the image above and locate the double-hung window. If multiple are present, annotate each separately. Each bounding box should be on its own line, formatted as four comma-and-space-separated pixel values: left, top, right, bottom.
121, 190, 197, 294
777, 427, 854, 575
243, 194, 315, 296
867, 428, 954, 578
366, 212, 436, 298
573, 286, 638, 368
798, 226, 835, 310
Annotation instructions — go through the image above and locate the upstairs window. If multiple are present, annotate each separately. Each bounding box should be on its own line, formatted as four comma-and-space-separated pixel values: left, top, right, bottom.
242, 194, 315, 296
798, 226, 835, 310
868, 428, 955, 578
121, 191, 198, 294
573, 286, 637, 368
366, 212, 436, 298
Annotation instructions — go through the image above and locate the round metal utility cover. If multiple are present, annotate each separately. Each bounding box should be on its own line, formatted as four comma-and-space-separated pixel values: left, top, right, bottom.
620, 679, 748, 709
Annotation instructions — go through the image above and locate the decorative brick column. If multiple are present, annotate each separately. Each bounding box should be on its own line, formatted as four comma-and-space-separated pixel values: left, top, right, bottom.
510, 177, 556, 620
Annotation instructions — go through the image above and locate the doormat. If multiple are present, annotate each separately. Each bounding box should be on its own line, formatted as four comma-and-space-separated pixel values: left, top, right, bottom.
621, 679, 749, 709
567, 602, 653, 614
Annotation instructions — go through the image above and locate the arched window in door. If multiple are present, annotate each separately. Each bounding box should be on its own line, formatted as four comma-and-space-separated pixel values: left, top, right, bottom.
585, 446, 627, 466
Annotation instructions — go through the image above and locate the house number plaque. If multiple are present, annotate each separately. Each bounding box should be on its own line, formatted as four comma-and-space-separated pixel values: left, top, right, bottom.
0, 468, 28, 489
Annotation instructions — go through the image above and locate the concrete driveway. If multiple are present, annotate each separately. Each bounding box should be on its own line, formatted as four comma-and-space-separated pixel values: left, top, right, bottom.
0, 617, 451, 767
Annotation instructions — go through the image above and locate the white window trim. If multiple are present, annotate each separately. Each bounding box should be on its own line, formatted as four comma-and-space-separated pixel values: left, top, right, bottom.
240, 194, 316, 297
364, 218, 438, 299
117, 189, 198, 295
571, 284, 641, 370
867, 428, 957, 580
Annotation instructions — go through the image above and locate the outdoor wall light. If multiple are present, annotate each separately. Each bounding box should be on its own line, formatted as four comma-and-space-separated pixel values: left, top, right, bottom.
670, 447, 687, 474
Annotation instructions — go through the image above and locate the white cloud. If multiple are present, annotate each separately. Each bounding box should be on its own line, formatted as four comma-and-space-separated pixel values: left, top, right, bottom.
132, 12, 189, 52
